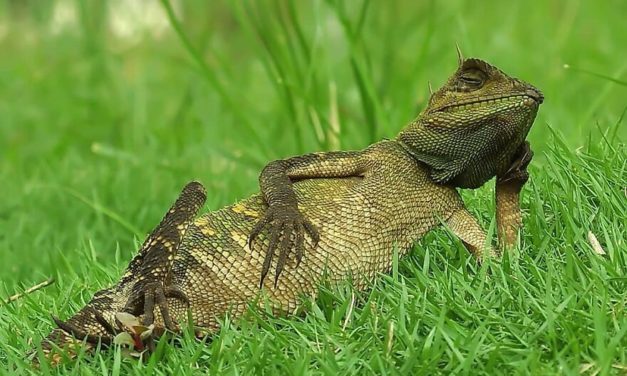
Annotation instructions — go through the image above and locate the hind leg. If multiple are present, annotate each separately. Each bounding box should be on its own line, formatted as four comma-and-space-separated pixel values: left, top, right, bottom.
122, 182, 206, 330
38, 182, 207, 365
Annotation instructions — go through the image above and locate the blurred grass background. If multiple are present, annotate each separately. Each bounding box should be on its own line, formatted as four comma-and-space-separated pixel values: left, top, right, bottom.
0, 0, 625, 374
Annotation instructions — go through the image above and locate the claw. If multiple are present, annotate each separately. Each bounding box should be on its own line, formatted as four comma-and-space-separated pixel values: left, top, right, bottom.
274, 223, 294, 287
294, 224, 305, 267
260, 223, 282, 288
123, 281, 189, 333
164, 286, 189, 306
153, 286, 174, 329
252, 202, 320, 288
141, 287, 156, 327
248, 211, 273, 249
499, 141, 533, 184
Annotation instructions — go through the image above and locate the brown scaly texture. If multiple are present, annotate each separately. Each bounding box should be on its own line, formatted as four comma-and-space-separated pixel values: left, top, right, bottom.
35, 57, 543, 365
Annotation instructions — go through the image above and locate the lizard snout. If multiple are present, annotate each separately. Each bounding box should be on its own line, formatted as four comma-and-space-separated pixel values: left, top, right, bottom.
525, 87, 544, 104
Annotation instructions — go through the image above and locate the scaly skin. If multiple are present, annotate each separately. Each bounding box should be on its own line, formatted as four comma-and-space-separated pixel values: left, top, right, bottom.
36, 57, 543, 365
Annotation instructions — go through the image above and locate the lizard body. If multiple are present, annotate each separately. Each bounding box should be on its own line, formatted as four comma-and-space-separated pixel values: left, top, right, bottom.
37, 57, 542, 365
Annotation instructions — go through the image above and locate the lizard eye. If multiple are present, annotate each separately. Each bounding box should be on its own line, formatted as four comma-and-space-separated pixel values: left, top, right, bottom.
457, 70, 486, 90
460, 75, 482, 85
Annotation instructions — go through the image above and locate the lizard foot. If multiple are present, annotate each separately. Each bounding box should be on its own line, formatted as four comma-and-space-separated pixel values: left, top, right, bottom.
498, 141, 533, 186
248, 203, 319, 288
123, 282, 189, 332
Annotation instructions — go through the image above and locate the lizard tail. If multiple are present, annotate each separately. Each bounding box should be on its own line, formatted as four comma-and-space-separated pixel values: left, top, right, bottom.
31, 287, 123, 367
31, 181, 207, 367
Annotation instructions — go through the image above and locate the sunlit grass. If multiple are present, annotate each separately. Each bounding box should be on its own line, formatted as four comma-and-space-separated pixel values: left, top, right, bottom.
0, 0, 625, 374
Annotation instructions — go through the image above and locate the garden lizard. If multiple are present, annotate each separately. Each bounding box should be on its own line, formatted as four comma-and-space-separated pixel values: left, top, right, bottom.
36, 56, 543, 365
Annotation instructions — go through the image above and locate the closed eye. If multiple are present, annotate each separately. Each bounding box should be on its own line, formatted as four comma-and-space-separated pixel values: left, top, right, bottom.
459, 75, 483, 86
456, 70, 486, 91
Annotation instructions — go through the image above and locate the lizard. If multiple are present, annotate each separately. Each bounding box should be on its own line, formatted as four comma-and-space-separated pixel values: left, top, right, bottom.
34, 56, 543, 366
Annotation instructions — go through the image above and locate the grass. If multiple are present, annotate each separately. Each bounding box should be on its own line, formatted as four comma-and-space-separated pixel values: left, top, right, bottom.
0, 0, 625, 374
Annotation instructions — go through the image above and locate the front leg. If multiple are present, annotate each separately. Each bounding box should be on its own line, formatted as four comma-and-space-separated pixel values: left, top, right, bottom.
446, 139, 532, 260
447, 207, 496, 261
248, 150, 369, 287
496, 141, 533, 250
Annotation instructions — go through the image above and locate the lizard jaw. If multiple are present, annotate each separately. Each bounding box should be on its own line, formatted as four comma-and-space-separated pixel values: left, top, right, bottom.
431, 91, 542, 114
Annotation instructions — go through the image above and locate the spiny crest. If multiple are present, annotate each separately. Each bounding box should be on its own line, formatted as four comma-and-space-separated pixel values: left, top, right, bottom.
455, 43, 464, 67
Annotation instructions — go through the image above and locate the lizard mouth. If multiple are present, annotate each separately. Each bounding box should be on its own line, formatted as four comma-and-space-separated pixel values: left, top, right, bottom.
524, 88, 544, 103
433, 90, 543, 113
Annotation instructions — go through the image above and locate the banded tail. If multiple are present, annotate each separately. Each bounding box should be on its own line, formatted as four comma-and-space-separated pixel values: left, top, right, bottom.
33, 182, 207, 366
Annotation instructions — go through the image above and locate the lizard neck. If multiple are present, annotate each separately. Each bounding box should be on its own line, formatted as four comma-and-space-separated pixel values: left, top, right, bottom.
386, 136, 440, 181
393, 135, 427, 165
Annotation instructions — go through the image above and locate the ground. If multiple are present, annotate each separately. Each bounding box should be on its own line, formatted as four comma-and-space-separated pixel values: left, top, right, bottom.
0, 1, 625, 375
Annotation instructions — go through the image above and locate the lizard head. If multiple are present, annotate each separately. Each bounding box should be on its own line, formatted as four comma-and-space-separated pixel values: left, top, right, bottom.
398, 57, 543, 188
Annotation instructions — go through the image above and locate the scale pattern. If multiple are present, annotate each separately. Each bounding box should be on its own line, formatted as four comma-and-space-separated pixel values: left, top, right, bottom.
168, 141, 462, 329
